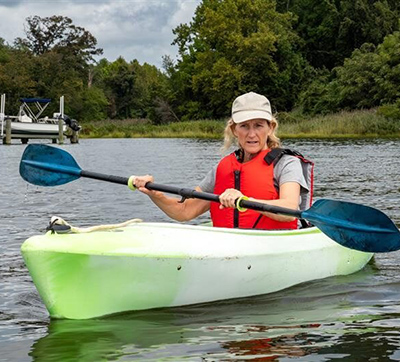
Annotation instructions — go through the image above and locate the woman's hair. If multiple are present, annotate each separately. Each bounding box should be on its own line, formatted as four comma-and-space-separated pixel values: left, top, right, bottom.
221, 117, 281, 152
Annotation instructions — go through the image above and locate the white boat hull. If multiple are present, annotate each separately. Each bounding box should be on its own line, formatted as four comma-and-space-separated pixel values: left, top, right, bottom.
10, 121, 66, 135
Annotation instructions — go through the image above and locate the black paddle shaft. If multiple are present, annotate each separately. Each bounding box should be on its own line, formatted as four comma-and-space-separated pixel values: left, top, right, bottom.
81, 170, 302, 218
81, 170, 129, 185
148, 182, 302, 217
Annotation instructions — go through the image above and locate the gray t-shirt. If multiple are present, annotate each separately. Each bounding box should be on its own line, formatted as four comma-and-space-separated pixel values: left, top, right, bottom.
199, 155, 309, 207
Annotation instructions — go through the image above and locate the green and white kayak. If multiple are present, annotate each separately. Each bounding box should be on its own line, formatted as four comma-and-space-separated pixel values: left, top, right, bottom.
21, 222, 373, 320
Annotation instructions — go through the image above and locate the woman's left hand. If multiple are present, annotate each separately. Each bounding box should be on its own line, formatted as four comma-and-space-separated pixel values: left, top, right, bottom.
219, 188, 244, 209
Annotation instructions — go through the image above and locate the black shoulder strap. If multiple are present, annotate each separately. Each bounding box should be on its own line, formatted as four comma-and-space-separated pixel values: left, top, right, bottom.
264, 148, 305, 165
263, 147, 312, 229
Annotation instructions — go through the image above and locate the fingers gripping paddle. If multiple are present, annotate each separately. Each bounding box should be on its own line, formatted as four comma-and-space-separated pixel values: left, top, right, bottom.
20, 144, 400, 253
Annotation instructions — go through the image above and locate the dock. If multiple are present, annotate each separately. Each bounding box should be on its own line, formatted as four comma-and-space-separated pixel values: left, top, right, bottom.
1, 94, 80, 145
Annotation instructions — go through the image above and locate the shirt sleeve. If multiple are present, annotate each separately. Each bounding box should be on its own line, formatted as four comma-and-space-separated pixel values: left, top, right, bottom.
198, 163, 218, 193
274, 155, 309, 193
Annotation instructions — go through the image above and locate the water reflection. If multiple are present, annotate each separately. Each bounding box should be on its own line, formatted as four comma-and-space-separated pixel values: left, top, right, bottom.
29, 263, 400, 361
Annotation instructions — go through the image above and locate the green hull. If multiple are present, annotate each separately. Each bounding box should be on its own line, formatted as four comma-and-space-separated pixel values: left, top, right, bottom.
21, 223, 373, 319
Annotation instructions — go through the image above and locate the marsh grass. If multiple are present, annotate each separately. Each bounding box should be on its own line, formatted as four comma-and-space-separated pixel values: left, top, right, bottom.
80, 119, 225, 139
279, 109, 400, 138
80, 109, 400, 139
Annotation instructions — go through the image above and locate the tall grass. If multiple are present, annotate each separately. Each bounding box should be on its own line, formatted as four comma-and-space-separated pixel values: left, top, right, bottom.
80, 119, 226, 139
279, 109, 400, 138
80, 109, 400, 139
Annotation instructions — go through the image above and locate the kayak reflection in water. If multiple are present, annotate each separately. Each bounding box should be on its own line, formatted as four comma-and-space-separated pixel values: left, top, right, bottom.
131, 92, 314, 230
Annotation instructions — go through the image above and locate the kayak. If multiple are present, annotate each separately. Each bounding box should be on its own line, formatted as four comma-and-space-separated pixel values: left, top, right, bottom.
21, 221, 373, 320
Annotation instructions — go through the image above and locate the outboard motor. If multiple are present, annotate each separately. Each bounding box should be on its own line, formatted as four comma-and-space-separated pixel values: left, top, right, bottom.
63, 115, 81, 132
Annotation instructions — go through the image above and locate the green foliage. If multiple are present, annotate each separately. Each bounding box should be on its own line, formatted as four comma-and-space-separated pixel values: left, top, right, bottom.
378, 100, 400, 121
276, 0, 400, 69
72, 86, 108, 122
79, 110, 400, 139
14, 15, 103, 63
2, 4, 400, 129
299, 31, 400, 115
298, 68, 341, 115
94, 57, 136, 118
171, 0, 310, 118
131, 61, 170, 123
80, 119, 226, 138
1, 16, 105, 119
92, 58, 169, 122
0, 38, 10, 64
0, 46, 36, 114
279, 109, 400, 137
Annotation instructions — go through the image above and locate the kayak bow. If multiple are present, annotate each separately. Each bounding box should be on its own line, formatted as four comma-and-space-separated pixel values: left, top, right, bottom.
21, 222, 373, 319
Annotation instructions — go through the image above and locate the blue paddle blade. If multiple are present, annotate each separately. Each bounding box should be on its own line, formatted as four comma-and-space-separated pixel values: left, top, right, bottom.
20, 144, 82, 186
303, 199, 400, 253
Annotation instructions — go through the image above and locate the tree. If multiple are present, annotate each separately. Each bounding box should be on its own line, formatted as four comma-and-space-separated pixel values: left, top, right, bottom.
94, 57, 136, 118
92, 58, 171, 121
171, 0, 309, 120
276, 0, 400, 69
298, 31, 400, 114
131, 61, 170, 121
14, 15, 103, 63
0, 42, 36, 115
7, 15, 107, 120
15, 15, 103, 89
71, 86, 108, 122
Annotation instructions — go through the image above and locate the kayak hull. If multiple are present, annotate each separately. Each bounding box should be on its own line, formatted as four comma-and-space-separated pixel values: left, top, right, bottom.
21, 223, 373, 319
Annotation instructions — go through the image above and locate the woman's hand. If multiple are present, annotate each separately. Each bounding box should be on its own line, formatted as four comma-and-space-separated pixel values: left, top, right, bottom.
219, 188, 244, 209
130, 175, 162, 198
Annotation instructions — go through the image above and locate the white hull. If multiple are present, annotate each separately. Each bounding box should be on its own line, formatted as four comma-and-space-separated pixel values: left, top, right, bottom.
10, 120, 66, 135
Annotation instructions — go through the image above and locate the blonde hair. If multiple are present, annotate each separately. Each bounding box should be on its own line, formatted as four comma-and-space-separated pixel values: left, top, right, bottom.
221, 117, 281, 152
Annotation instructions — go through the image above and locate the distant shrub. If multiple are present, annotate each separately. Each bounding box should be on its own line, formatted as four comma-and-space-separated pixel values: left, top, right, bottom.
378, 101, 400, 121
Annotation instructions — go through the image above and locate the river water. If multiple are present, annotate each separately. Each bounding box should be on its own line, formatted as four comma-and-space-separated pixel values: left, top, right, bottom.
0, 138, 399, 361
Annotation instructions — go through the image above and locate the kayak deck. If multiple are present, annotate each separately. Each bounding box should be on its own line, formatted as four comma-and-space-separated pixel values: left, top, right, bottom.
21, 222, 373, 319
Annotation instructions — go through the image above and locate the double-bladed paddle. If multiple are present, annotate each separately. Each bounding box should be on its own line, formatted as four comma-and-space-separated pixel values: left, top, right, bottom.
19, 144, 400, 253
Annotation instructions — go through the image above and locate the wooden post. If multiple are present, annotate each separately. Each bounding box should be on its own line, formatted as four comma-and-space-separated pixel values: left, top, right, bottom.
5, 118, 11, 145
58, 119, 64, 144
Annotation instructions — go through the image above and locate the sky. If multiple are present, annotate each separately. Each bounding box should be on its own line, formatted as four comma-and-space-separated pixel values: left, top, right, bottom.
0, 0, 201, 68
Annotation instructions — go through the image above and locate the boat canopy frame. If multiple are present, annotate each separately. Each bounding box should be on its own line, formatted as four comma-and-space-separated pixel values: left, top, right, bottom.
18, 98, 53, 122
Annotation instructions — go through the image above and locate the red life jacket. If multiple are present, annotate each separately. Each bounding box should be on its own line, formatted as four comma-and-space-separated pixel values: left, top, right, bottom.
210, 148, 314, 230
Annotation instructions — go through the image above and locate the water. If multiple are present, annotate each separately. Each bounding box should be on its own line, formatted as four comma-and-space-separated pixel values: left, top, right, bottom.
0, 138, 399, 361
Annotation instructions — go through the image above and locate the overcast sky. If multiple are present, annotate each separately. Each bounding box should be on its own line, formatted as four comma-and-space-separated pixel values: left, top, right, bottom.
0, 0, 201, 68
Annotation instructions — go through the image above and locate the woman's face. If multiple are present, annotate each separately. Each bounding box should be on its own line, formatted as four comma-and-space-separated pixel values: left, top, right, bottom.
233, 118, 272, 156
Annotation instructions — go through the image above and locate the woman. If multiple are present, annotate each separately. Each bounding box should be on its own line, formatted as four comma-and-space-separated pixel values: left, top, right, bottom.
131, 92, 311, 229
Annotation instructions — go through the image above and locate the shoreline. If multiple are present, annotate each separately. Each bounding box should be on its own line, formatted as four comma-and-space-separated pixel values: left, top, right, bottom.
79, 132, 400, 139
78, 109, 400, 139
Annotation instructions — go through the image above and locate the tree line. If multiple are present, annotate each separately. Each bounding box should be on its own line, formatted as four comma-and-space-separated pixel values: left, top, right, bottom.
1, 0, 400, 124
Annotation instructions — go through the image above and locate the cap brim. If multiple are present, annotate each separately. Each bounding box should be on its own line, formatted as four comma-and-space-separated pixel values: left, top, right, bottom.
232, 110, 272, 123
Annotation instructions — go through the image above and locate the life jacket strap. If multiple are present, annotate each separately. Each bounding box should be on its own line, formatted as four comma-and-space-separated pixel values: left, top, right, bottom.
264, 148, 306, 165
263, 148, 315, 229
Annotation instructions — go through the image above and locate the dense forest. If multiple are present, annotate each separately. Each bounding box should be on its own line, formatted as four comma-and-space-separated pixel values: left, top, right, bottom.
1, 0, 400, 124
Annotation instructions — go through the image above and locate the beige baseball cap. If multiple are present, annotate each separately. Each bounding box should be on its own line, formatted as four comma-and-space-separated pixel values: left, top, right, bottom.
231, 92, 272, 123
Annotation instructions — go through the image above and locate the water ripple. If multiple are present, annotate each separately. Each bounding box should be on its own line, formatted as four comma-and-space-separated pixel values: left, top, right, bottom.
0, 138, 400, 360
